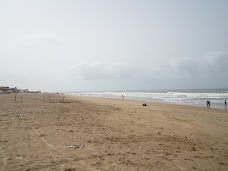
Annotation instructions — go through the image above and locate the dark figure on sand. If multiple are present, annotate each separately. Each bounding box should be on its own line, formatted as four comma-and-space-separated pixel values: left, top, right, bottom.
225, 100, 227, 106
207, 100, 210, 108
122, 95, 124, 99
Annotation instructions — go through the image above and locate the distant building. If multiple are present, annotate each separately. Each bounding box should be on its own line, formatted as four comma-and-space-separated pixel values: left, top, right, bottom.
0, 86, 11, 94
18, 89, 29, 93
10, 87, 19, 93
0, 86, 40, 94
0, 86, 10, 91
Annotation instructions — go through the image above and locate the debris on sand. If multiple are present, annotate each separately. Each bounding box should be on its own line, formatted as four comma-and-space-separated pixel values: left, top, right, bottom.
64, 168, 77, 171
66, 144, 84, 149
142, 103, 147, 106
192, 147, 197, 151
15, 156, 23, 160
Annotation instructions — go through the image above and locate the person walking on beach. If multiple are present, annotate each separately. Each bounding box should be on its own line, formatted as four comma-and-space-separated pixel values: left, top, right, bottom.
122, 95, 124, 99
207, 100, 210, 108
225, 100, 227, 106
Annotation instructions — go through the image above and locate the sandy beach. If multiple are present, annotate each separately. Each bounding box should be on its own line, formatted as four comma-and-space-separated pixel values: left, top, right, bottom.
0, 93, 228, 171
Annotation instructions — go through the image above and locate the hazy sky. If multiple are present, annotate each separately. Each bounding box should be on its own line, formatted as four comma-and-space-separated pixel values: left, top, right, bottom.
1, 0, 228, 92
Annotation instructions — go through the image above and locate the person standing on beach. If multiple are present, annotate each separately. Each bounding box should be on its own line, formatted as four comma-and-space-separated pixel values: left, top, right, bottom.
225, 100, 227, 106
122, 95, 124, 99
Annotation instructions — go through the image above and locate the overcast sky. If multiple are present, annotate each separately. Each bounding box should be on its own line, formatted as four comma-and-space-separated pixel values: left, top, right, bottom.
0, 0, 227, 92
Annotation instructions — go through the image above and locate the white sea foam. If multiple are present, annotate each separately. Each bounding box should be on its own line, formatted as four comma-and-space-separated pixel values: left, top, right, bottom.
67, 89, 228, 109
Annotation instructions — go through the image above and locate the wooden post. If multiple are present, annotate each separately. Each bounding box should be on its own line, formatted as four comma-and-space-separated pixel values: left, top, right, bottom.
15, 94, 17, 103
63, 97, 64, 102
21, 96, 22, 103
49, 97, 50, 103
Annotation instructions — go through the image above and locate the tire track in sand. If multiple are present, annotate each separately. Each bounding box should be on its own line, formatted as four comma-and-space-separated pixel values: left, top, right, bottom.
33, 128, 96, 171
34, 129, 66, 156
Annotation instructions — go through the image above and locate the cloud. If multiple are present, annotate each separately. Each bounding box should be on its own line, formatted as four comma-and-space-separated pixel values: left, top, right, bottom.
127, 51, 228, 89
173, 51, 228, 77
70, 62, 138, 80
68, 51, 228, 90
166, 51, 228, 88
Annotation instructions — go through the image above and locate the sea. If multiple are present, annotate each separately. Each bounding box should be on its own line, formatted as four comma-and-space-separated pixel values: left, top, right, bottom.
66, 89, 228, 109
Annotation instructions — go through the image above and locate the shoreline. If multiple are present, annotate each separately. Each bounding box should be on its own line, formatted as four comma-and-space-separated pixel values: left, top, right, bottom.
69, 94, 228, 111
72, 95, 228, 113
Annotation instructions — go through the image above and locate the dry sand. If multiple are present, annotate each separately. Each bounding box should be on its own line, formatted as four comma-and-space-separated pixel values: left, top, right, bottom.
0, 93, 228, 171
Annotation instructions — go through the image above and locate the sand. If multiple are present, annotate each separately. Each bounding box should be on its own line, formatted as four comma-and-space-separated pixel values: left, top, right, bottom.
0, 93, 228, 171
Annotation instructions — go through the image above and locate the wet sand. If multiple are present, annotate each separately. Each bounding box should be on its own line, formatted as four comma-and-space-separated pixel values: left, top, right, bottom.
0, 93, 228, 171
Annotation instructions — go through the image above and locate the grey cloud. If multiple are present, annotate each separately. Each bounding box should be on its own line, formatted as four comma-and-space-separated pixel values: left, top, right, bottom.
174, 51, 228, 77
166, 51, 228, 88
130, 51, 228, 89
